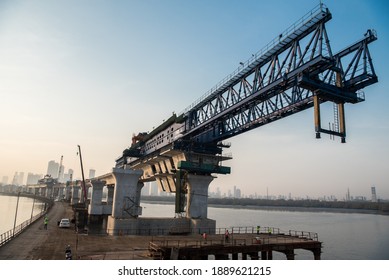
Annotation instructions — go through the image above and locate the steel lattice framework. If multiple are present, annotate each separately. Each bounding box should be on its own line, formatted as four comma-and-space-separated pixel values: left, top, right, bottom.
182, 4, 377, 145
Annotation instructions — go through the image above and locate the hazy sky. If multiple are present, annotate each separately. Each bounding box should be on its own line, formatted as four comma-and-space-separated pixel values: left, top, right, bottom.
0, 0, 388, 200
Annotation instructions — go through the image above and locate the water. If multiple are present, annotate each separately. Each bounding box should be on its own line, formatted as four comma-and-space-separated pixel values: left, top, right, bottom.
141, 202, 389, 260
0, 195, 46, 234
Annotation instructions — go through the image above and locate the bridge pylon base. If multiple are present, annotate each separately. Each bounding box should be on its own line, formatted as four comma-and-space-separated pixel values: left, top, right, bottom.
106, 217, 216, 236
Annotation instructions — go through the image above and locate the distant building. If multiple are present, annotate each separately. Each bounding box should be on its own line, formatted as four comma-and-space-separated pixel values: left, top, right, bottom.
11, 172, 24, 186
47, 160, 59, 178
1, 176, 8, 185
233, 186, 241, 198
88, 169, 96, 179
63, 169, 74, 182
26, 173, 42, 185
371, 186, 377, 202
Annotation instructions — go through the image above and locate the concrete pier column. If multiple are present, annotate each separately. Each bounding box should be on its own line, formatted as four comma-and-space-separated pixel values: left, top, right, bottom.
103, 185, 114, 215
88, 180, 106, 215
215, 254, 229, 260
186, 174, 214, 219
285, 250, 295, 260
250, 252, 259, 260
106, 185, 114, 205
313, 249, 321, 260
58, 186, 64, 200
71, 185, 80, 205
111, 168, 144, 218
46, 187, 53, 198
261, 251, 267, 260
106, 168, 144, 235
268, 250, 273, 260
65, 185, 71, 201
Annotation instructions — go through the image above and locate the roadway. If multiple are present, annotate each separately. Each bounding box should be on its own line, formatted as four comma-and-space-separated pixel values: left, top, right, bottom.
0, 201, 152, 260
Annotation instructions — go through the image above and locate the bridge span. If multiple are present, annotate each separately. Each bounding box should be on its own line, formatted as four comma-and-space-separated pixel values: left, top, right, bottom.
30, 4, 379, 236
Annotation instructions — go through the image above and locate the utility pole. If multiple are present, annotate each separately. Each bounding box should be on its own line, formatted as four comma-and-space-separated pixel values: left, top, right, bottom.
12, 192, 21, 237
58, 155, 63, 182
77, 145, 87, 206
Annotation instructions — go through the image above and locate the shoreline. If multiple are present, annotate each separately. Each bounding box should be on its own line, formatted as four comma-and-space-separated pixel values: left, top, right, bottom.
141, 199, 389, 216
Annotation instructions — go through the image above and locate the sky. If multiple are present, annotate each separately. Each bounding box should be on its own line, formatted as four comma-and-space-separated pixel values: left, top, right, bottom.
0, 0, 388, 200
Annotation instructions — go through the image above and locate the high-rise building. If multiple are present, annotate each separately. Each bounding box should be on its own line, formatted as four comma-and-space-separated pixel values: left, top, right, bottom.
47, 160, 59, 178
27, 173, 43, 185
89, 169, 96, 179
11, 172, 24, 185
63, 168, 74, 182
2, 176, 8, 185
371, 186, 377, 202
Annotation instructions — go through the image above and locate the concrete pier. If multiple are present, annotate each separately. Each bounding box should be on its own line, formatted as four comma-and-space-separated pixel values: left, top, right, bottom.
106, 168, 144, 234
186, 174, 214, 219
71, 185, 80, 205
88, 180, 106, 215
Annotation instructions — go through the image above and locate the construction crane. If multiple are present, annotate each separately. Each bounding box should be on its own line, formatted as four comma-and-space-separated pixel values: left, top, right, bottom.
77, 145, 87, 205
57, 155, 63, 182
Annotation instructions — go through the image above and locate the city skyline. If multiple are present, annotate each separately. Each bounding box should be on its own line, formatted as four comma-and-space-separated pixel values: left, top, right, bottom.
1, 0, 388, 199
1, 163, 382, 201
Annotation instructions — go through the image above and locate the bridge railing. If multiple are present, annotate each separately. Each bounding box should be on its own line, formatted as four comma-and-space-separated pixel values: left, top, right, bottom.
107, 226, 319, 242
0, 202, 52, 248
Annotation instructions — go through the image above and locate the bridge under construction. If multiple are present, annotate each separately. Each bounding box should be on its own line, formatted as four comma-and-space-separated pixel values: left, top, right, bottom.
31, 4, 379, 236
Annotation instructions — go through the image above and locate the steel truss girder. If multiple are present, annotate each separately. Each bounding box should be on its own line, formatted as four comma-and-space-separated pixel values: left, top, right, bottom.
184, 17, 377, 144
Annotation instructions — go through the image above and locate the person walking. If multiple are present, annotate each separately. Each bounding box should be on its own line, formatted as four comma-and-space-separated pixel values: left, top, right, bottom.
202, 232, 207, 244
256, 225, 260, 234
44, 215, 48, 230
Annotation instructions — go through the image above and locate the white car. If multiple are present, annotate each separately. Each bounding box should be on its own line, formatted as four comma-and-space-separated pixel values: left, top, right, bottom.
59, 218, 70, 228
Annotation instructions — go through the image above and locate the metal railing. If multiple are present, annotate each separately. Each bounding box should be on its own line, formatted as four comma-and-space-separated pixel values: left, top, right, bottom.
0, 204, 52, 248
107, 225, 318, 239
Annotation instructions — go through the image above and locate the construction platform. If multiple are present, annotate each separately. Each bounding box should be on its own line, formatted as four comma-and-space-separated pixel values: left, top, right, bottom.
149, 229, 321, 260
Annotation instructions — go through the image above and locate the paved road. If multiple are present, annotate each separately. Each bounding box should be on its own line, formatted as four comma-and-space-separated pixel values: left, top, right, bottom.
0, 201, 73, 259
0, 201, 153, 260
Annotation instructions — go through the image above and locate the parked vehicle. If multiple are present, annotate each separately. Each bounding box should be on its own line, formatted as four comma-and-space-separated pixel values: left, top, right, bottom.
59, 218, 70, 228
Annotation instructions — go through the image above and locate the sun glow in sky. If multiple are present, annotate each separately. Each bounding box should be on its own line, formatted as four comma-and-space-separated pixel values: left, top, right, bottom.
0, 0, 388, 199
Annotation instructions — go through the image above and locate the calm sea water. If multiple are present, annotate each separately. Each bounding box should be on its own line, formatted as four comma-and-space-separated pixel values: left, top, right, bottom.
2, 196, 388, 260
0, 195, 46, 234
141, 202, 389, 260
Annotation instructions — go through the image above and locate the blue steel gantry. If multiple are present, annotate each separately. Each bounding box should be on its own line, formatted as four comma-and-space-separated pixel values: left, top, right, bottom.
181, 4, 377, 145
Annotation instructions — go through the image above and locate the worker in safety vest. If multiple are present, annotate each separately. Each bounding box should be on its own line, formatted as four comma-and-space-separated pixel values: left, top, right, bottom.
44, 216, 48, 230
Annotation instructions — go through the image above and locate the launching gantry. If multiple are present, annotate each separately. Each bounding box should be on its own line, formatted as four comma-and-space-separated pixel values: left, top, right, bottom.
107, 4, 377, 234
